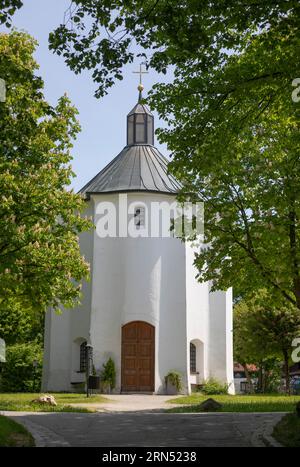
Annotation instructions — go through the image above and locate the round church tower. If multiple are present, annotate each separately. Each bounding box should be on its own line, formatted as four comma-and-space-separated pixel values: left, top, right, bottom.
42, 85, 234, 395
80, 87, 192, 394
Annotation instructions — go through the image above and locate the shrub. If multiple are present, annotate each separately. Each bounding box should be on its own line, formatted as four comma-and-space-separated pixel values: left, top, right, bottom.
165, 371, 183, 392
0, 342, 43, 392
201, 377, 229, 395
100, 358, 116, 390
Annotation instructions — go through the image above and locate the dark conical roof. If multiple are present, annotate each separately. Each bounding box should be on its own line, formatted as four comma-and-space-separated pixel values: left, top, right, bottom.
80, 145, 181, 196
80, 90, 181, 197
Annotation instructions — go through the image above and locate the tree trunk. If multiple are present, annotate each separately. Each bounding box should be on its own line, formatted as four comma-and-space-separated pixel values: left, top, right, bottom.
258, 364, 263, 393
294, 279, 300, 311
283, 349, 290, 395
288, 196, 300, 311
262, 368, 267, 393
243, 364, 254, 394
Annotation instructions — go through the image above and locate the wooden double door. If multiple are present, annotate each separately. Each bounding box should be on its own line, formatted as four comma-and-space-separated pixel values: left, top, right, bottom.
121, 321, 155, 392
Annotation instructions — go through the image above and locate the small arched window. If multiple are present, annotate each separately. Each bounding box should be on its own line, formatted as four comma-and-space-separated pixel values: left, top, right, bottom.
80, 341, 87, 372
190, 342, 196, 373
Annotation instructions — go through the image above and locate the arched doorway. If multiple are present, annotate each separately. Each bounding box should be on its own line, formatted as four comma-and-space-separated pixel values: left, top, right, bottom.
121, 321, 155, 392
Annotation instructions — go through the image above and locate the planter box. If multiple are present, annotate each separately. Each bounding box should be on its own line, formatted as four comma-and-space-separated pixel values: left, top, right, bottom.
100, 382, 111, 394
88, 375, 100, 390
166, 382, 179, 395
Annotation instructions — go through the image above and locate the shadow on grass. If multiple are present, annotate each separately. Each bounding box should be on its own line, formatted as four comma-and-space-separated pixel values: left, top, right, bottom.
272, 413, 300, 447
0, 415, 35, 446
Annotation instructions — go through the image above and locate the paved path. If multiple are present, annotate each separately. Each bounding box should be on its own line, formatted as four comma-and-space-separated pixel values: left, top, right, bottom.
2, 411, 284, 447
70, 394, 183, 412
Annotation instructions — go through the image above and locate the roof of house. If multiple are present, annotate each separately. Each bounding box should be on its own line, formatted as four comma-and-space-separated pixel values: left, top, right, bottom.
234, 363, 258, 373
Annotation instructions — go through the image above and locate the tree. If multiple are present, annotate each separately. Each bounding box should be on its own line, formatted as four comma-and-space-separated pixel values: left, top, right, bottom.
0, 300, 44, 346
234, 297, 278, 394
0, 342, 43, 392
46, 1, 299, 98
46, 2, 300, 310
0, 0, 23, 27
0, 31, 91, 315
3, 2, 297, 99
234, 291, 300, 394
156, 40, 300, 310
3, 3, 299, 308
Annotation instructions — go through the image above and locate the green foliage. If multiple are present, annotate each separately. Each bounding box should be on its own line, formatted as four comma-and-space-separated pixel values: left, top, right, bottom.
234, 291, 300, 393
45, 1, 299, 99
165, 371, 183, 392
100, 357, 116, 390
0, 31, 91, 315
200, 378, 229, 395
0, 1, 23, 27
0, 300, 44, 345
45, 2, 300, 310
234, 291, 300, 363
163, 73, 300, 308
257, 360, 282, 395
149, 9, 300, 310
0, 342, 43, 392
3, 4, 300, 309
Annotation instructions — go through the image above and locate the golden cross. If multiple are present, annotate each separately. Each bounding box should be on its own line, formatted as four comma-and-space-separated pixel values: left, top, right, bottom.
133, 63, 149, 86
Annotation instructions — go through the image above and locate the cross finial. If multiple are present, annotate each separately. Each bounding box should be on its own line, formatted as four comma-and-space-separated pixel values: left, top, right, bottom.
133, 63, 149, 96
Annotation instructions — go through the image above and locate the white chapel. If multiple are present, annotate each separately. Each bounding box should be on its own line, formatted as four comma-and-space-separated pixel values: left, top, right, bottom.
42, 84, 234, 395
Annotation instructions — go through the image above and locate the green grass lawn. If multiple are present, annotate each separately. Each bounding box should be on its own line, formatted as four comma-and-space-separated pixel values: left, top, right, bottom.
0, 393, 108, 413
272, 413, 300, 447
167, 394, 300, 413
0, 415, 35, 447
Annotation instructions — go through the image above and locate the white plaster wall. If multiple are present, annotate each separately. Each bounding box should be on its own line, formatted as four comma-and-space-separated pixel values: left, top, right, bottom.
89, 192, 188, 393
208, 286, 235, 394
234, 378, 247, 394
185, 243, 210, 393
42, 202, 95, 392
43, 191, 234, 395
42, 308, 72, 391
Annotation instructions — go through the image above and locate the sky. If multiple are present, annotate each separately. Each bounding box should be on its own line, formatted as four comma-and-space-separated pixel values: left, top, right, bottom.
2, 0, 171, 191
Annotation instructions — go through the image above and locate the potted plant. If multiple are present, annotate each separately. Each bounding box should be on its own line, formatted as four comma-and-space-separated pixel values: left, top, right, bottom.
165, 370, 183, 395
100, 358, 116, 394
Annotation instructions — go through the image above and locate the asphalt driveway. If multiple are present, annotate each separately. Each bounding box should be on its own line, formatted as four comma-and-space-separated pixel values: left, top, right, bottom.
2, 411, 284, 447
